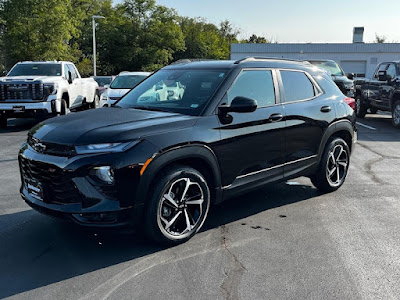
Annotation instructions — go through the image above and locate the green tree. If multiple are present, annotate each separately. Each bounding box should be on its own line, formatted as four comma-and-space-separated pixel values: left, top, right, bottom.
374, 33, 387, 43
0, 0, 79, 69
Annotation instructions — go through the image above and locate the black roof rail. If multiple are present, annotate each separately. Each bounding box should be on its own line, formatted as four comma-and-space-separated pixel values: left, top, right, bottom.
170, 58, 217, 65
234, 56, 304, 64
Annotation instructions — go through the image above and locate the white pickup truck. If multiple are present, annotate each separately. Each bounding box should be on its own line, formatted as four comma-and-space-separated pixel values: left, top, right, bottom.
0, 61, 99, 128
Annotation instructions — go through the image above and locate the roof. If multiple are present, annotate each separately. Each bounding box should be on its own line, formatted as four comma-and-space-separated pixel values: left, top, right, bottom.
18, 61, 72, 64
232, 43, 400, 54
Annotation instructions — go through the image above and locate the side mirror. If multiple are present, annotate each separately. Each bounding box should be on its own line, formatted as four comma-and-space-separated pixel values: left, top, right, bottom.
2, 70, 7, 76
378, 70, 388, 81
155, 84, 163, 91
67, 71, 73, 84
347, 73, 354, 80
104, 84, 109, 89
219, 96, 258, 114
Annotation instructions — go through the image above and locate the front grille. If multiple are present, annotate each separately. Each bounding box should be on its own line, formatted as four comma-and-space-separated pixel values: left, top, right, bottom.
19, 156, 81, 204
0, 81, 44, 101
28, 136, 76, 157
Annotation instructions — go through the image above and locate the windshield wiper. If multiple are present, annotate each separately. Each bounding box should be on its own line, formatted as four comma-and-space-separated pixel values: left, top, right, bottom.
130, 106, 168, 112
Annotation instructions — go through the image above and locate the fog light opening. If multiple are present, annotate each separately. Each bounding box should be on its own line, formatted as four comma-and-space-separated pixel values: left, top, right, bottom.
92, 166, 114, 184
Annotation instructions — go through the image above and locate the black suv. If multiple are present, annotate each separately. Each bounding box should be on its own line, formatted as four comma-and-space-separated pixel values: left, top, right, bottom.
19, 58, 356, 244
306, 59, 355, 97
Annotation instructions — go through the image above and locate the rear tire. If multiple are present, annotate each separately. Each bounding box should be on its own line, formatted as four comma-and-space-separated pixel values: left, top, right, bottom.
145, 165, 210, 245
0, 116, 7, 129
355, 96, 367, 118
90, 94, 99, 109
392, 100, 400, 128
310, 137, 350, 193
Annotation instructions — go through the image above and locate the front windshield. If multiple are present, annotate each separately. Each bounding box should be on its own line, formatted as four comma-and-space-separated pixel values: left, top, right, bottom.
309, 61, 344, 76
117, 69, 228, 116
8, 63, 62, 76
110, 75, 148, 89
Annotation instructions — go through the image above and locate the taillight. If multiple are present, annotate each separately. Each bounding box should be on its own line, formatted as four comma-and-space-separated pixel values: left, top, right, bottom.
344, 97, 355, 110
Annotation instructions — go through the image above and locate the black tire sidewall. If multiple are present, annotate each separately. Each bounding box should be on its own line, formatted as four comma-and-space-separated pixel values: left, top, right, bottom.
392, 101, 400, 128
356, 96, 367, 118
0, 116, 7, 128
312, 137, 350, 192
145, 166, 210, 245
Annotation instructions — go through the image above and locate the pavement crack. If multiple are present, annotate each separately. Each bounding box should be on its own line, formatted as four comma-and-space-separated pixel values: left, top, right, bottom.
220, 225, 246, 300
357, 142, 400, 185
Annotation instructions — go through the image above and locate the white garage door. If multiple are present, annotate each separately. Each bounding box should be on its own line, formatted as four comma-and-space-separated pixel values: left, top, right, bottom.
340, 60, 367, 77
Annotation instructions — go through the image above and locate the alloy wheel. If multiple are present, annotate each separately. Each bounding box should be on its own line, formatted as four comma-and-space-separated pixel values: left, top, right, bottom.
326, 144, 349, 187
157, 177, 205, 239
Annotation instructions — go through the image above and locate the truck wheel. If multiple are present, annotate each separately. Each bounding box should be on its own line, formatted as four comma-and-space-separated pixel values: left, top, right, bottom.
90, 94, 99, 109
355, 96, 367, 118
392, 100, 400, 128
0, 116, 7, 129
145, 165, 210, 245
60, 99, 67, 115
369, 107, 378, 114
310, 137, 350, 193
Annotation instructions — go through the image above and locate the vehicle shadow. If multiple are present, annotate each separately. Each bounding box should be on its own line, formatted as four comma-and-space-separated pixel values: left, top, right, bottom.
0, 182, 319, 298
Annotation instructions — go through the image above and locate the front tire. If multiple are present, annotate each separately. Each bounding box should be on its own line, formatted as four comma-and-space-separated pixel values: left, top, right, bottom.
392, 100, 400, 128
310, 137, 350, 193
60, 99, 67, 115
355, 96, 367, 118
145, 165, 210, 245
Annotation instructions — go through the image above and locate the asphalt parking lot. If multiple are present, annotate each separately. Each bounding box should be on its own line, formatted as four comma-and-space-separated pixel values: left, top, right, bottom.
1, 113, 400, 300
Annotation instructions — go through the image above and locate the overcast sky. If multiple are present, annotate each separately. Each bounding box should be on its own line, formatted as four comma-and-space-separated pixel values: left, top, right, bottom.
141, 0, 400, 43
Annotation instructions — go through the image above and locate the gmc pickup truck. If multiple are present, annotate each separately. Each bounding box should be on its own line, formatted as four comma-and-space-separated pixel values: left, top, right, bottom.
354, 61, 400, 128
0, 61, 99, 128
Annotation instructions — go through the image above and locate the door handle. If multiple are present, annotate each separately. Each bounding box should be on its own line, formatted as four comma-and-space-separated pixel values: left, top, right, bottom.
269, 113, 283, 122
320, 106, 331, 113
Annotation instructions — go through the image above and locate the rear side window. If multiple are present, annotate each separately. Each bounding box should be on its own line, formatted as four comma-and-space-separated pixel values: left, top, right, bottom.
227, 70, 275, 107
280, 70, 315, 102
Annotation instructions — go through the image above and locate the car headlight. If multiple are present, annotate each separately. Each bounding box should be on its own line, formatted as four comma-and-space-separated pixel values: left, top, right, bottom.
44, 83, 58, 95
75, 140, 140, 154
100, 93, 108, 101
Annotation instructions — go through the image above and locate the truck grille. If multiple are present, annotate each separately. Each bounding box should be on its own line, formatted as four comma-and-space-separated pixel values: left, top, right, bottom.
0, 81, 44, 101
19, 156, 82, 204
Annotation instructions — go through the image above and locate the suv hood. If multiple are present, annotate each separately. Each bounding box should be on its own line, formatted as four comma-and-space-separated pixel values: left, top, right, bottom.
29, 108, 198, 145
107, 88, 130, 98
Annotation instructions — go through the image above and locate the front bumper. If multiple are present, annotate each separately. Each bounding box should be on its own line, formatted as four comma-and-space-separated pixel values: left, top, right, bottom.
0, 100, 57, 118
18, 142, 150, 228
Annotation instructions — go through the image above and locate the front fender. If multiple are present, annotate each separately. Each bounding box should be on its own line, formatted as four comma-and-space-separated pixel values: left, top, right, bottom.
136, 144, 222, 206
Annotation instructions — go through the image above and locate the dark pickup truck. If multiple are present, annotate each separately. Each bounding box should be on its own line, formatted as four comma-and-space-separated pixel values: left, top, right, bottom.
354, 61, 400, 128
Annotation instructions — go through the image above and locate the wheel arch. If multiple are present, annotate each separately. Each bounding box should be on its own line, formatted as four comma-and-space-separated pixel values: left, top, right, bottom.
136, 144, 223, 207
390, 93, 400, 110
317, 120, 355, 161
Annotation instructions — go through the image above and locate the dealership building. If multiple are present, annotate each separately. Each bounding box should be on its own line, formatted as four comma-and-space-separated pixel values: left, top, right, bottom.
231, 28, 400, 78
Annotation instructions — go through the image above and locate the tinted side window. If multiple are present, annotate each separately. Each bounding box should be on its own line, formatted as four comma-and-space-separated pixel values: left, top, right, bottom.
387, 64, 396, 79
281, 70, 315, 102
227, 70, 275, 107
67, 64, 78, 81
374, 64, 388, 78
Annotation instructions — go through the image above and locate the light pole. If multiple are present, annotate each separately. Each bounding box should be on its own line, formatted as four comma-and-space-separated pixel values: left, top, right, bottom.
92, 15, 105, 76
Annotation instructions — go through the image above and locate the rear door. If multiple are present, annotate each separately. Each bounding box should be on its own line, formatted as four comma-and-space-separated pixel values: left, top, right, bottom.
67, 64, 84, 108
379, 63, 397, 109
214, 69, 286, 191
278, 69, 336, 178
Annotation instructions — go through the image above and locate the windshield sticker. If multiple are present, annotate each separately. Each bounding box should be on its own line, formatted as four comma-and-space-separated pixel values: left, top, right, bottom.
219, 73, 225, 78
190, 104, 199, 108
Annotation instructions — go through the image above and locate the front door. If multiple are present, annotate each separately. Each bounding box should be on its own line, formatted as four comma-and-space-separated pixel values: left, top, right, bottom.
214, 69, 286, 192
